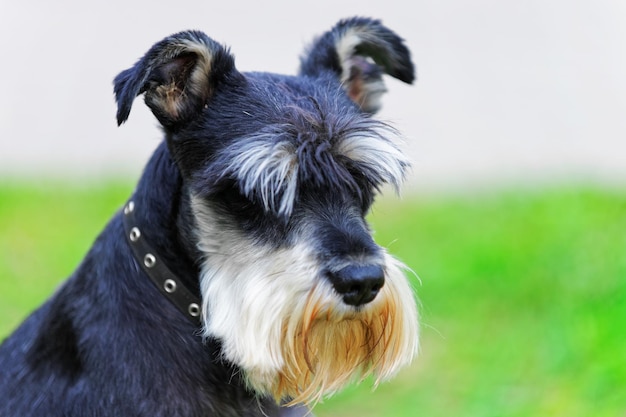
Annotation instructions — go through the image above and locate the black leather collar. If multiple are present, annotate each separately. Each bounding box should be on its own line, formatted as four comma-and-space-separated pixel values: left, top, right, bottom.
122, 200, 202, 325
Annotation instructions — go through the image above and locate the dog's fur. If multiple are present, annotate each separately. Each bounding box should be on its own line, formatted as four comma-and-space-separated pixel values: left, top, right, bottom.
0, 17, 419, 416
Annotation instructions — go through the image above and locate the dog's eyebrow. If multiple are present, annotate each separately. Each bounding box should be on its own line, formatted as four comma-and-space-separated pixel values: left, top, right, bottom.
335, 125, 410, 193
208, 115, 408, 218
222, 133, 299, 217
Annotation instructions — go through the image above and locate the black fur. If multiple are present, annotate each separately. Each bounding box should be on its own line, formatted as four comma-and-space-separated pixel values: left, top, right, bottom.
0, 17, 414, 416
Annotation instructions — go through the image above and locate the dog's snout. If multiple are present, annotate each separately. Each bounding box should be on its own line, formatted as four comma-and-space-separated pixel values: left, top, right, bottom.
330, 265, 385, 306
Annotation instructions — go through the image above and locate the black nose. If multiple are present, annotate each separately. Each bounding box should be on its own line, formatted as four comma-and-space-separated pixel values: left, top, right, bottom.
329, 265, 385, 306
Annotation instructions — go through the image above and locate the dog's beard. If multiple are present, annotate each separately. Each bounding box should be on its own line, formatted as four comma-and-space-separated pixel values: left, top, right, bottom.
198, 229, 419, 405
269, 255, 418, 405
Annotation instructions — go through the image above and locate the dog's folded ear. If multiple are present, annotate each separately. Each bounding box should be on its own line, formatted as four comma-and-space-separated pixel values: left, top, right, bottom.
300, 17, 415, 114
114, 31, 237, 128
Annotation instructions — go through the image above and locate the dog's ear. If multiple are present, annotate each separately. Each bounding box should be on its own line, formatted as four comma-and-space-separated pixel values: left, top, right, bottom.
300, 17, 415, 113
114, 31, 237, 128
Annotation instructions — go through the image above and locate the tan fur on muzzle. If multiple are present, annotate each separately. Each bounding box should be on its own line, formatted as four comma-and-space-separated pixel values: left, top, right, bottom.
248, 256, 419, 405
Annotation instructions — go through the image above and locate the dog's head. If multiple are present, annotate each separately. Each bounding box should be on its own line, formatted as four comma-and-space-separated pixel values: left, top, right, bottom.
114, 17, 419, 405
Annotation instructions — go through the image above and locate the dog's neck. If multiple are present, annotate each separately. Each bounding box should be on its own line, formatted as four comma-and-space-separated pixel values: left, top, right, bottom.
123, 196, 202, 324
128, 141, 202, 304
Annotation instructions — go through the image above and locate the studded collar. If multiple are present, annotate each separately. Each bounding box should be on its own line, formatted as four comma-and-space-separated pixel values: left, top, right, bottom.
122, 200, 202, 325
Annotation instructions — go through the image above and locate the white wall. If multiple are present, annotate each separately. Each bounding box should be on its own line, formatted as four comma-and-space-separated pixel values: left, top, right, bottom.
1, 0, 625, 190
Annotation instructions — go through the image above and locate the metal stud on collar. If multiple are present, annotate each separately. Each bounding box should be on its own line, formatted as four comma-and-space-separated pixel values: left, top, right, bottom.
144, 253, 156, 268
188, 303, 200, 317
163, 279, 177, 293
124, 201, 135, 215
129, 227, 141, 242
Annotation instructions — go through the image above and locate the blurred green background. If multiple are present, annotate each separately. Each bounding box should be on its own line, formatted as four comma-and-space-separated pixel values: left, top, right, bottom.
1, 180, 624, 416
2, 1, 625, 415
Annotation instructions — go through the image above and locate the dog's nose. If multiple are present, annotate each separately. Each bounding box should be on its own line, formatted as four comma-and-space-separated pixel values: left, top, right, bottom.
330, 265, 385, 306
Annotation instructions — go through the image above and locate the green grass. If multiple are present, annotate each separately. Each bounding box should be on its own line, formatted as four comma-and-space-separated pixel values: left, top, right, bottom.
1, 181, 625, 416
0, 181, 133, 330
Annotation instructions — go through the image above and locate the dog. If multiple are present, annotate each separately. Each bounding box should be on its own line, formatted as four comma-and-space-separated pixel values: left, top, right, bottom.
0, 17, 419, 416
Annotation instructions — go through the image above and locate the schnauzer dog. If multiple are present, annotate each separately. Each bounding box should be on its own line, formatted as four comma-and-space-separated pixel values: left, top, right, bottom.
0, 17, 419, 416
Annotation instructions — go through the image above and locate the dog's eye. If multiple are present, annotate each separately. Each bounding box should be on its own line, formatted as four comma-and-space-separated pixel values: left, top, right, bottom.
218, 186, 256, 212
